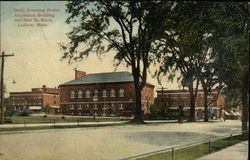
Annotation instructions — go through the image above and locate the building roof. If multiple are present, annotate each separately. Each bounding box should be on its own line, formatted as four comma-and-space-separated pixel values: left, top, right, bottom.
60, 71, 154, 86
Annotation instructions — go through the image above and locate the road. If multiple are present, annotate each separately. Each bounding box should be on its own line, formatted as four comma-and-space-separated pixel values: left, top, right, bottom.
0, 120, 241, 160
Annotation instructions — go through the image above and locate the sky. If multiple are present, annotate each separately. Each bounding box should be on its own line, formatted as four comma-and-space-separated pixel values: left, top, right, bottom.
0, 1, 179, 97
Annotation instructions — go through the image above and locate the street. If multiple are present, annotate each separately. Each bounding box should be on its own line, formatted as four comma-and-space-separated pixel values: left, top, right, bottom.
0, 120, 241, 160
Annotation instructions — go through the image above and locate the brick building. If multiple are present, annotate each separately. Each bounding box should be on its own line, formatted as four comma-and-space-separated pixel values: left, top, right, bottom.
10, 85, 60, 114
156, 89, 225, 120
59, 70, 154, 117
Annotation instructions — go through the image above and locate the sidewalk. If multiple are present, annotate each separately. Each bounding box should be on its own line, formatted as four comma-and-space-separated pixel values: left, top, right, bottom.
198, 141, 248, 160
0, 120, 178, 129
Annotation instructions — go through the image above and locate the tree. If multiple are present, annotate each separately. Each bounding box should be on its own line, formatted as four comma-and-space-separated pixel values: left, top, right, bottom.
210, 2, 249, 136
61, 1, 172, 123
155, 1, 214, 121
0, 83, 6, 98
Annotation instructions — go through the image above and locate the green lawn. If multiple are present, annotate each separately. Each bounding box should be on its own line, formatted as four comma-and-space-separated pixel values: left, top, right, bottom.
7, 116, 128, 124
137, 135, 246, 160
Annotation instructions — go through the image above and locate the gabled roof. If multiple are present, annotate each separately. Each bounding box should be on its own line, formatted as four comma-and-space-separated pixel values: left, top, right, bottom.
60, 71, 154, 86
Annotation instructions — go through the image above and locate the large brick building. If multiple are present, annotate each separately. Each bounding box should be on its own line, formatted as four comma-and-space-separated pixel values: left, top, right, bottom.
10, 85, 60, 114
59, 70, 154, 117
156, 89, 225, 119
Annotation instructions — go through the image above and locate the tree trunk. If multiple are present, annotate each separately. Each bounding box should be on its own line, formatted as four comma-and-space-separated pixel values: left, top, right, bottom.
204, 89, 209, 122
131, 69, 144, 123
241, 74, 249, 138
188, 82, 196, 122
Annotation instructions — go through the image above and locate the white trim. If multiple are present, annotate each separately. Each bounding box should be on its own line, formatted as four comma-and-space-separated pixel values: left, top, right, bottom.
10, 93, 58, 96
61, 101, 134, 104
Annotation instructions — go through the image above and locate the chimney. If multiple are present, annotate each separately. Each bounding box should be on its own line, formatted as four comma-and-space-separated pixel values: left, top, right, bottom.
75, 70, 86, 79
42, 85, 46, 91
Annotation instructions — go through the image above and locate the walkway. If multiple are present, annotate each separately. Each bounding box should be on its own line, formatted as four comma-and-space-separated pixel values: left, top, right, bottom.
198, 141, 248, 160
0, 120, 177, 129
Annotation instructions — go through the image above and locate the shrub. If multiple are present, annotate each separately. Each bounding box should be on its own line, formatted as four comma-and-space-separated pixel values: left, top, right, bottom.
4, 118, 12, 123
5, 109, 16, 117
19, 109, 32, 116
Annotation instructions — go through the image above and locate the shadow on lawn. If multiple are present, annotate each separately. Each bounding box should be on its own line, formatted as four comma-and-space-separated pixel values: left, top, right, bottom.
125, 131, 216, 146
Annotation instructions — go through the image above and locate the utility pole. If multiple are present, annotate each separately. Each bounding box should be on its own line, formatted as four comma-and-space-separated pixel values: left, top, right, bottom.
0, 52, 14, 124
157, 87, 167, 114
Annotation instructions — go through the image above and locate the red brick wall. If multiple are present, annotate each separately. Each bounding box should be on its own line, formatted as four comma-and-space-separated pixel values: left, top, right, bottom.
10, 88, 60, 113
42, 94, 60, 107
157, 90, 223, 108
59, 82, 154, 116
75, 70, 86, 79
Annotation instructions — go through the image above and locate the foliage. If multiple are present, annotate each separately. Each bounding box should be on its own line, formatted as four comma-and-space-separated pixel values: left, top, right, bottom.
4, 109, 16, 117
107, 105, 116, 116
154, 1, 214, 121
19, 109, 32, 117
209, 2, 249, 133
61, 1, 174, 122
222, 87, 242, 108
41, 106, 49, 113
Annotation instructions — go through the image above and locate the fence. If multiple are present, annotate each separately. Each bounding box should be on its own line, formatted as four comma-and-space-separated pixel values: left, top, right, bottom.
121, 130, 248, 160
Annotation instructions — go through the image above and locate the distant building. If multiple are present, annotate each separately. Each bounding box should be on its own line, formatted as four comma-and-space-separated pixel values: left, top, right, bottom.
59, 70, 154, 117
10, 85, 60, 114
156, 89, 225, 119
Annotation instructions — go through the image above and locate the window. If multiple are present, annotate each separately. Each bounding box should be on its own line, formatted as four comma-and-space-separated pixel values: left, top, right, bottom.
171, 102, 178, 106
70, 104, 74, 109
78, 90, 83, 98
184, 102, 188, 106
102, 104, 107, 109
181, 94, 188, 98
94, 89, 98, 97
141, 96, 144, 101
85, 90, 91, 98
12, 101, 15, 105
102, 90, 107, 97
85, 104, 90, 109
171, 94, 178, 98
119, 89, 125, 97
38, 100, 42, 105
38, 95, 42, 99
111, 89, 115, 97
78, 105, 82, 109
119, 104, 124, 109
70, 90, 75, 98
94, 104, 98, 109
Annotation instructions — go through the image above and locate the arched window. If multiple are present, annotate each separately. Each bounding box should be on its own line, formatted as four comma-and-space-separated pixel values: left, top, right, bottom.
94, 89, 98, 97
102, 90, 107, 97
78, 90, 83, 98
85, 90, 91, 98
110, 89, 115, 97
70, 90, 75, 98
119, 88, 124, 97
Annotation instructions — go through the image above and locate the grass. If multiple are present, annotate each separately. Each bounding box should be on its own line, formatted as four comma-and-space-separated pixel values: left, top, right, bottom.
0, 121, 136, 132
137, 135, 246, 160
7, 116, 128, 124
